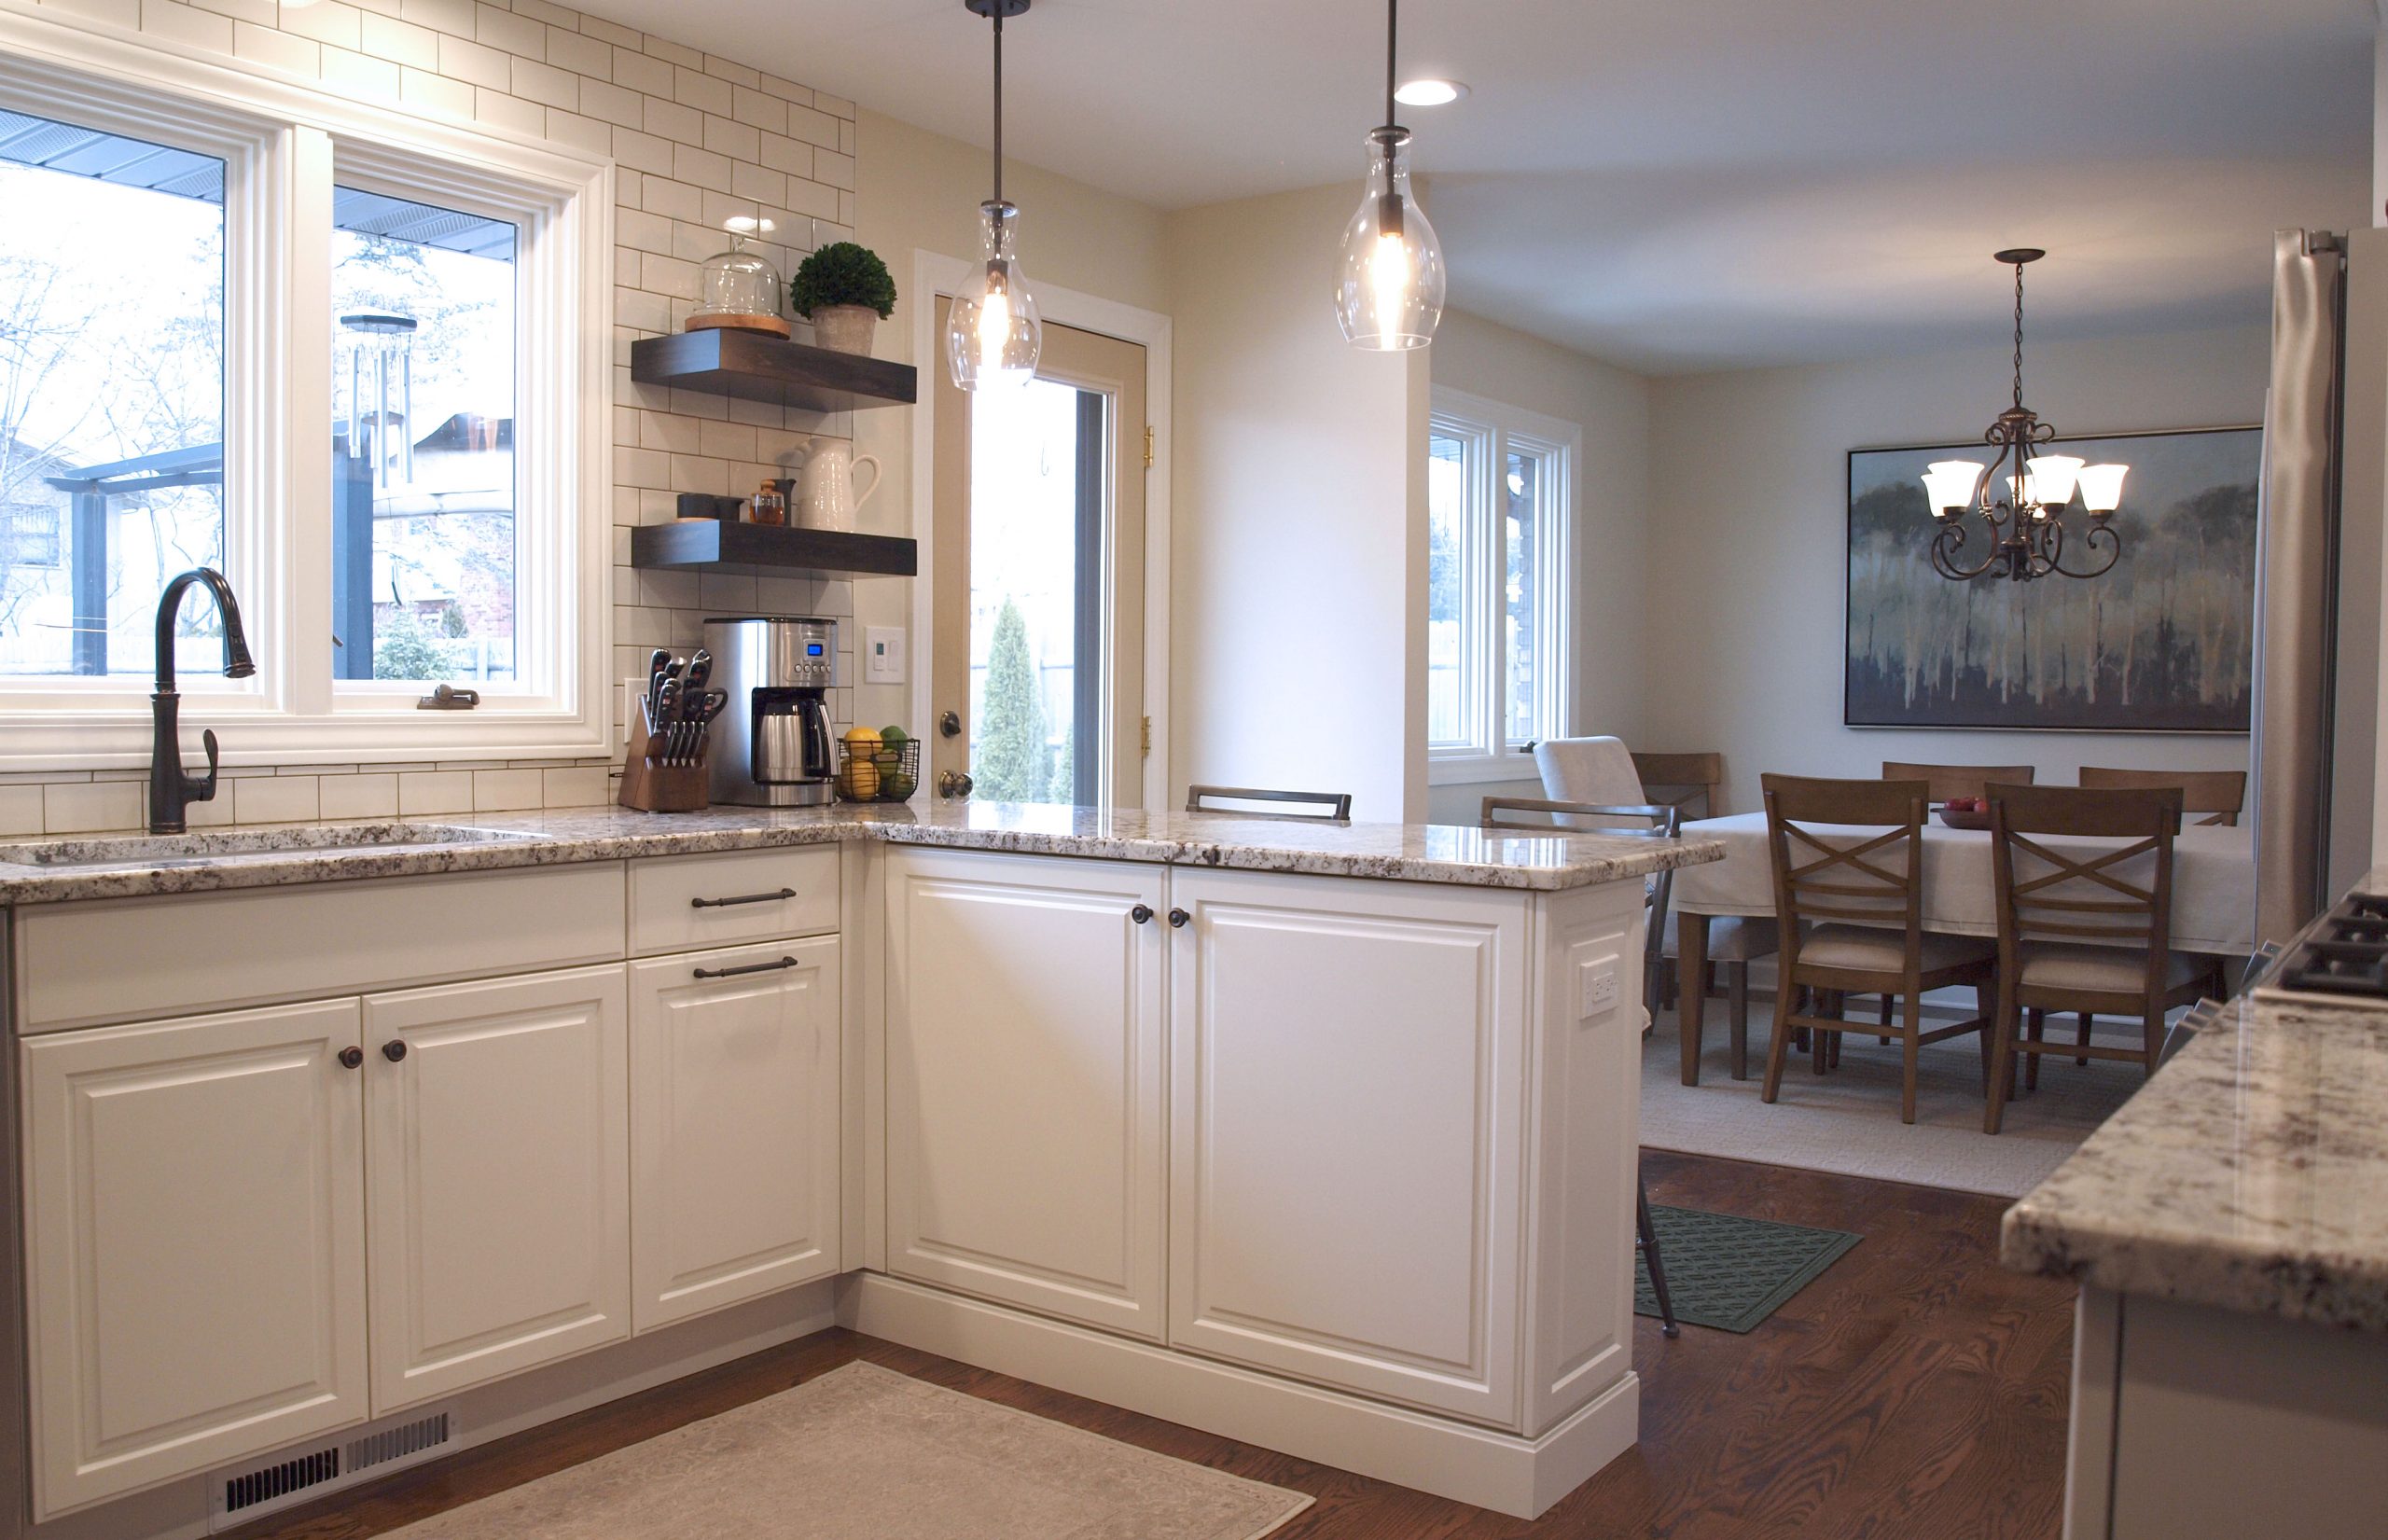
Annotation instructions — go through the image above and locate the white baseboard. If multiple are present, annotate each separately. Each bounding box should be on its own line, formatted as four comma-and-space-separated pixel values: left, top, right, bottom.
840, 1271, 1638, 1519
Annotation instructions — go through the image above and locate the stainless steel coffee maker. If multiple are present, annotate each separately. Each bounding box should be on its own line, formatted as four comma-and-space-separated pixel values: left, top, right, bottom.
703, 617, 839, 807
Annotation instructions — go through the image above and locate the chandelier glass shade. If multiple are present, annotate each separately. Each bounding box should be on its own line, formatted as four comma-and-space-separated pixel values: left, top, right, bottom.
945, 0, 1041, 391
1335, 0, 1445, 350
1923, 250, 2129, 582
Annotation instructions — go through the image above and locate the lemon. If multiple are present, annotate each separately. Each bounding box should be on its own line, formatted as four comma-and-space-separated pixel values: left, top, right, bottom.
842, 726, 882, 750
840, 759, 880, 800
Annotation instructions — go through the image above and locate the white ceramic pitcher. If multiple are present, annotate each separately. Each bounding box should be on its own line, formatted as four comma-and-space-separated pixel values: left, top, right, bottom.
796, 438, 881, 533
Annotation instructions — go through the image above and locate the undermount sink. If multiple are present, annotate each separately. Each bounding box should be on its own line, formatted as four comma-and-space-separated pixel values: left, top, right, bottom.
0, 823, 538, 869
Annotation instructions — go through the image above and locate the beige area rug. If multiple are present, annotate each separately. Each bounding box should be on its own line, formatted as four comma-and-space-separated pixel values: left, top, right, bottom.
1641, 1001, 2149, 1198
383, 1362, 1312, 1540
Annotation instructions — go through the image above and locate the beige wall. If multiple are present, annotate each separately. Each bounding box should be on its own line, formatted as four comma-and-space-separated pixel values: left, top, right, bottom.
849, 106, 1169, 733
1423, 309, 1652, 824
1644, 324, 2270, 815
1162, 183, 1428, 822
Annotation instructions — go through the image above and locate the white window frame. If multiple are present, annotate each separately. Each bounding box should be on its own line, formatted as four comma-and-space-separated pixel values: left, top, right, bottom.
0, 11, 613, 770
1427, 386, 1577, 784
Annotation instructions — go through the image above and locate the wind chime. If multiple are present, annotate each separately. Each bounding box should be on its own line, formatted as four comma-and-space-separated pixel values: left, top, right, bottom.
340, 312, 420, 492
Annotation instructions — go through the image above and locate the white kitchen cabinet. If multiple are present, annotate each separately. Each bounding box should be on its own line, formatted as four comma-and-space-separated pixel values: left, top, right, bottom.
20, 1000, 368, 1519
1165, 867, 1529, 1424
629, 939, 841, 1332
362, 964, 631, 1412
883, 849, 1169, 1339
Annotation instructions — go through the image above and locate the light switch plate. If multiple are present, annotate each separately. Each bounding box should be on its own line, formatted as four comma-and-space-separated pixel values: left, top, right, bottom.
865, 626, 906, 685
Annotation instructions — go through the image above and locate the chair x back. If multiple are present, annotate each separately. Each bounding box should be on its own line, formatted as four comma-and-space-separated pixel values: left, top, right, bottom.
2076, 766, 2246, 826
1184, 784, 1354, 822
1881, 761, 2037, 805
1631, 752, 1726, 821
1760, 774, 1997, 1123
1484, 797, 1680, 1017
1984, 783, 2200, 1132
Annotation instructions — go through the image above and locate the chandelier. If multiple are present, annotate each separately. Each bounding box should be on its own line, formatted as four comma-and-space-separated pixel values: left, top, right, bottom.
1921, 249, 2129, 582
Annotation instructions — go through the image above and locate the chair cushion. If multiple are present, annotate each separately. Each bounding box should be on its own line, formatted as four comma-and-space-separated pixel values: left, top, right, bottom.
2018, 942, 2208, 996
1798, 923, 1993, 976
1660, 915, 1779, 961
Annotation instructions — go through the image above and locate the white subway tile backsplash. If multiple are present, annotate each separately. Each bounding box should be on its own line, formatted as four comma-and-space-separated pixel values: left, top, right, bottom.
397, 770, 474, 816
473, 2, 543, 59
510, 56, 578, 109
281, 0, 362, 49
474, 85, 543, 135
324, 44, 401, 98
142, 0, 234, 53
318, 773, 400, 820
235, 20, 321, 74
436, 30, 507, 87
542, 765, 610, 808
0, 785, 42, 837
233, 774, 321, 825
471, 768, 545, 811
400, 62, 473, 116
44, 782, 145, 836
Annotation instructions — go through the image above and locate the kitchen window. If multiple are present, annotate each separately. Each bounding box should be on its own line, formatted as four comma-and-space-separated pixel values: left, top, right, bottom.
0, 23, 610, 770
1427, 388, 1576, 781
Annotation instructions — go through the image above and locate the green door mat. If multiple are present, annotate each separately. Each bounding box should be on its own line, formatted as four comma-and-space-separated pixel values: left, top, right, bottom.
1634, 1204, 1862, 1334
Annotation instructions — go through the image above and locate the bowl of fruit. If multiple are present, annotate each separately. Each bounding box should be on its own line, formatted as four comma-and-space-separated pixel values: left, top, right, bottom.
835, 726, 919, 803
1936, 797, 1992, 830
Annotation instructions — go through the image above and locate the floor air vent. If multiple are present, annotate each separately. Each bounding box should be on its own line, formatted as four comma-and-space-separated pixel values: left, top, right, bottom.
208, 1407, 457, 1532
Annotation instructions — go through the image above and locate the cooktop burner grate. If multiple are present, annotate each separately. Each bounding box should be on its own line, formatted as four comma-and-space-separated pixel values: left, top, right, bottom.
2277, 893, 2388, 998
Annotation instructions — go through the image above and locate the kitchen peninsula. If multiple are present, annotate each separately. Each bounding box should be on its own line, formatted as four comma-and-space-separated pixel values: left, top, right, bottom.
0, 803, 1719, 1533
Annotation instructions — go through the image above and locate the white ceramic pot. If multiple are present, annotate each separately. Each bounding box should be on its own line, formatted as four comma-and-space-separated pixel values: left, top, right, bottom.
797, 438, 882, 534
811, 304, 878, 355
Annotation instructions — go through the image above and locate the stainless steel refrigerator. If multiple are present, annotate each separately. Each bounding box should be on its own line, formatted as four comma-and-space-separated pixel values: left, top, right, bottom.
2254, 228, 2387, 941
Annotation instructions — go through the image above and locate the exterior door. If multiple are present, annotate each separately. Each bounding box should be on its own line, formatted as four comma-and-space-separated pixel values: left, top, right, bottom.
883, 847, 1168, 1339
1165, 867, 1529, 1425
362, 964, 630, 1412
21, 1000, 368, 1519
629, 939, 841, 1332
931, 303, 1147, 809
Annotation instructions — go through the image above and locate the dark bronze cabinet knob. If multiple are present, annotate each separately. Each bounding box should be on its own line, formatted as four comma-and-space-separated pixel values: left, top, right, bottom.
338, 1047, 364, 1070
1168, 908, 1189, 928
382, 1040, 409, 1062
1131, 904, 1154, 924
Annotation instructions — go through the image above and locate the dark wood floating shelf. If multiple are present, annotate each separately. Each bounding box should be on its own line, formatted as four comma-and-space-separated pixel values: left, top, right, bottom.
631, 520, 919, 578
629, 330, 918, 412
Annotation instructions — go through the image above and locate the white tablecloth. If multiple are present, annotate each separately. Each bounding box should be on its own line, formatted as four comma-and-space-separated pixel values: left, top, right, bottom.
1671, 812, 2257, 958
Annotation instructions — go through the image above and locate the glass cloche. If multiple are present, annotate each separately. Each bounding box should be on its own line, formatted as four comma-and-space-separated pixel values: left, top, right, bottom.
687, 223, 787, 337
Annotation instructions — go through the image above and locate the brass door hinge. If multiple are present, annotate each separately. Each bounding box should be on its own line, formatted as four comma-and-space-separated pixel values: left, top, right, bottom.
1142, 425, 1154, 469
1140, 715, 1152, 756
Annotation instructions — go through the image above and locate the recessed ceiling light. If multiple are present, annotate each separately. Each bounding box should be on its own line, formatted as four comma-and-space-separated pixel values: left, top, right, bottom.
1395, 79, 1468, 106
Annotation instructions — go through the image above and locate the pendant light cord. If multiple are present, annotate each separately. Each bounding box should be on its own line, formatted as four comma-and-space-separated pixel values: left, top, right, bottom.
2011, 259, 2025, 410
992, 7, 1004, 204
1383, 0, 1396, 129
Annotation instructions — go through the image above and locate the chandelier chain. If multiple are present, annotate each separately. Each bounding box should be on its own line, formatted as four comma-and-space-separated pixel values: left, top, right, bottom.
2011, 260, 2025, 410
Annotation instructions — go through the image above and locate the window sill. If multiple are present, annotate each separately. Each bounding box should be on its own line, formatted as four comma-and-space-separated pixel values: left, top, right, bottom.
1428, 753, 1544, 787
0, 709, 613, 774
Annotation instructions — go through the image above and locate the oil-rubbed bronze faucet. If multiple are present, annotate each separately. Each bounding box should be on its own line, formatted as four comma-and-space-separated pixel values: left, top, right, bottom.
148, 568, 256, 835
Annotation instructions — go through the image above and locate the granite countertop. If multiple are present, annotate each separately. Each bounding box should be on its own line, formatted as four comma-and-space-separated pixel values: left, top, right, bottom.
0, 799, 1724, 907
2001, 989, 2388, 1331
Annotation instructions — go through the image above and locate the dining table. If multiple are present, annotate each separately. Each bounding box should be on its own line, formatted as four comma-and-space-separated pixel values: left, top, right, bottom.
1668, 811, 2259, 1086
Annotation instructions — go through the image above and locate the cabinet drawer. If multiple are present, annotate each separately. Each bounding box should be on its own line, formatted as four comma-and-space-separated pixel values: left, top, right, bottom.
15, 864, 627, 1034
629, 845, 839, 956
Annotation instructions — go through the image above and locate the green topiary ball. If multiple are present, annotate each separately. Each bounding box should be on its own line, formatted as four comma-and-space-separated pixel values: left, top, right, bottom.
790, 242, 897, 319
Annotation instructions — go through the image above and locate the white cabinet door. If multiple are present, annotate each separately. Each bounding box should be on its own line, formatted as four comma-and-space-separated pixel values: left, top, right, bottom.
21, 1000, 368, 1519
884, 849, 1168, 1339
363, 965, 630, 1412
630, 939, 841, 1331
1168, 868, 1528, 1425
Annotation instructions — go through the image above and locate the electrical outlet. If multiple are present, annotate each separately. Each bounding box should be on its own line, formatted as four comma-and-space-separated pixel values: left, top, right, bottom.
621, 676, 645, 742
1577, 956, 1621, 1019
866, 626, 906, 685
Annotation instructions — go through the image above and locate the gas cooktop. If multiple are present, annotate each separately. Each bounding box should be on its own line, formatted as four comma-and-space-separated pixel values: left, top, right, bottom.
2272, 891, 2388, 1000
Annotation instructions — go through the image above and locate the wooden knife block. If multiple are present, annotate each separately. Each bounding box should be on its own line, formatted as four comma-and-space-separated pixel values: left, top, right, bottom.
618, 701, 711, 812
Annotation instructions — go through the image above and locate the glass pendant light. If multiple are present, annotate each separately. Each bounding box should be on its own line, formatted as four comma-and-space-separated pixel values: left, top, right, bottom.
1336, 0, 1445, 350
946, 0, 1041, 390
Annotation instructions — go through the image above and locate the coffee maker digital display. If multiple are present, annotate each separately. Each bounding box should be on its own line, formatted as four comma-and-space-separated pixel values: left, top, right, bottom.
703, 617, 840, 807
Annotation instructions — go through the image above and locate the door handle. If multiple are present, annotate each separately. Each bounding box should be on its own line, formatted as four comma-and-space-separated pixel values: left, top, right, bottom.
694, 955, 802, 979
1131, 904, 1154, 924
938, 770, 974, 798
1168, 908, 1189, 928
690, 887, 798, 909
938, 710, 962, 738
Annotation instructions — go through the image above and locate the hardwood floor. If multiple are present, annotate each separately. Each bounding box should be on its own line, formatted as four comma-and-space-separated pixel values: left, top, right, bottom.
239, 1151, 2074, 1540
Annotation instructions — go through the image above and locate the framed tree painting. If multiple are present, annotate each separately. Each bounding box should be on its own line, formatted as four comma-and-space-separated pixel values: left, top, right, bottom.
1845, 426, 2261, 732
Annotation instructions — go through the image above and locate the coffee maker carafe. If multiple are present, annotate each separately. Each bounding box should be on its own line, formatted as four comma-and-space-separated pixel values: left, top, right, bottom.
704, 617, 839, 807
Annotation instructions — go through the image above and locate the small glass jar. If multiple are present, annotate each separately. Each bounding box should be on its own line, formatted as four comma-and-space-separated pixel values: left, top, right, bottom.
749, 480, 786, 527
688, 230, 785, 333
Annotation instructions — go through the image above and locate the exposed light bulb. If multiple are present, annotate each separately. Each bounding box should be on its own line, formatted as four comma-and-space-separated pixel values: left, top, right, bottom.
1368, 230, 1410, 350
976, 277, 1011, 371
946, 200, 1040, 390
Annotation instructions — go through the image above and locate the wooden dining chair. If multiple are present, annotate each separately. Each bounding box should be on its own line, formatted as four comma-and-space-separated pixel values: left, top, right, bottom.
1880, 761, 2038, 805
1184, 784, 1354, 821
1760, 775, 1998, 1124
2077, 766, 2248, 826
1983, 783, 2213, 1134
1631, 751, 1726, 820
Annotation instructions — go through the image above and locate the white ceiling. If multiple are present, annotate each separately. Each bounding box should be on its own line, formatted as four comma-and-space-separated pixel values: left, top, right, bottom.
575, 0, 2378, 373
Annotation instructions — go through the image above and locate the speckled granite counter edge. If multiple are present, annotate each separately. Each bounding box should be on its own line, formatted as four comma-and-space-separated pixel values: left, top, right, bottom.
0, 809, 1725, 907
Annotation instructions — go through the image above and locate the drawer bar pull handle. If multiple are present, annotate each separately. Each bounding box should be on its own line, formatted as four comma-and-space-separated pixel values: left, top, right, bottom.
694, 955, 801, 979
691, 887, 798, 909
